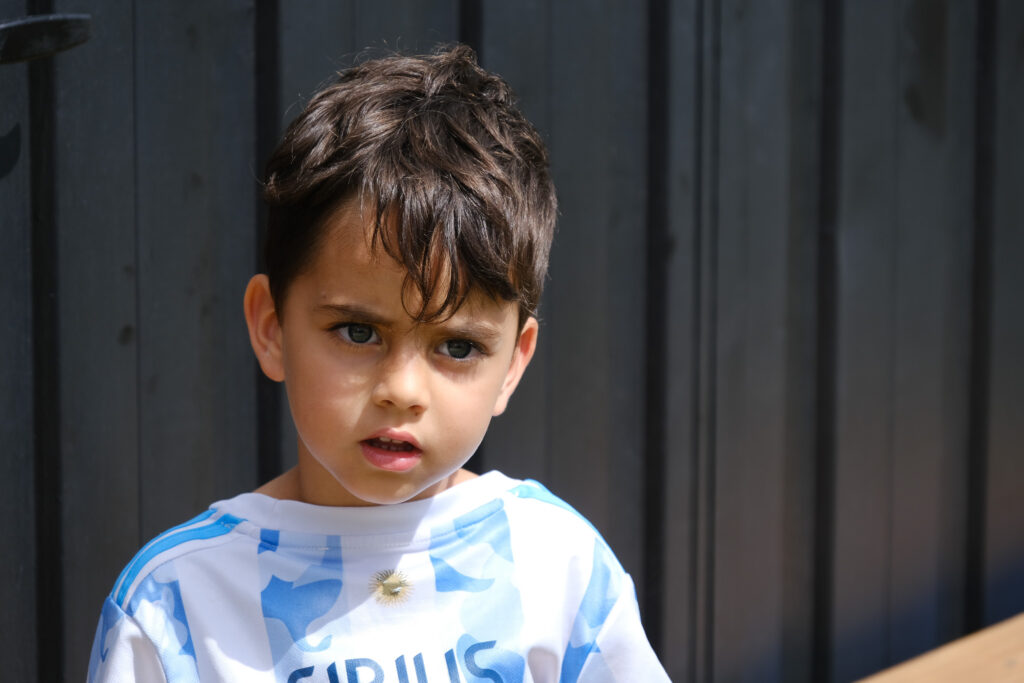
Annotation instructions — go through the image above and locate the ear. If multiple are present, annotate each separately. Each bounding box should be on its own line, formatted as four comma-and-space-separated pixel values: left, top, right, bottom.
243, 274, 285, 382
493, 316, 539, 416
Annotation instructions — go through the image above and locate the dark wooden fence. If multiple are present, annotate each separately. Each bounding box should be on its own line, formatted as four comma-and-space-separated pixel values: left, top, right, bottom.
2, 1, 1022, 681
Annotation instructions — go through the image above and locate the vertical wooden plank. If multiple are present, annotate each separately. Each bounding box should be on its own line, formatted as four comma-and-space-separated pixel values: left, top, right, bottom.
49, 0, 140, 677
0, 2, 37, 672
541, 0, 649, 588
715, 3, 792, 675
476, 0, 551, 482
887, 0, 975, 663
661, 0, 701, 676
710, 1, 821, 681
353, 0, 458, 54
782, 4, 827, 680
278, 2, 355, 125
832, 1, 977, 679
693, 2, 721, 678
601, 0, 649, 588
983, 0, 1024, 627
135, 1, 259, 537
831, 0, 900, 678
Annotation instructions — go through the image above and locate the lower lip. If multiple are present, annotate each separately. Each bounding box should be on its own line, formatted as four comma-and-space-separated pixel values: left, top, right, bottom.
361, 442, 422, 472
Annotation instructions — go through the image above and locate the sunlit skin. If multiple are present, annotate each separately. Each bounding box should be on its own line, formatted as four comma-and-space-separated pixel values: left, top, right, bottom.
243, 201, 537, 506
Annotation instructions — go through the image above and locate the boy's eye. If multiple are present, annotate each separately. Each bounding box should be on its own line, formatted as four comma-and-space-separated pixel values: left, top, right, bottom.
339, 323, 378, 345
440, 339, 476, 360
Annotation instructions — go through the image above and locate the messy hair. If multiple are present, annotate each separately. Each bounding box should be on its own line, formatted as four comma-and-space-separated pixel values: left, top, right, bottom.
262, 44, 557, 326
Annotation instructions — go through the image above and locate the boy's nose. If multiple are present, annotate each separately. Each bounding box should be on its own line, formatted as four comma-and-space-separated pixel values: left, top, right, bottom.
371, 351, 429, 414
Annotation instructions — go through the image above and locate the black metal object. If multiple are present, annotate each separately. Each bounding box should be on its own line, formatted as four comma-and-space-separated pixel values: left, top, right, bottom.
0, 14, 90, 64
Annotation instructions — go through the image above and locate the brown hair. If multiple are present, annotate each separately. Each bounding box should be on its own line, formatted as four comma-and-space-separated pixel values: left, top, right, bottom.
262, 44, 557, 326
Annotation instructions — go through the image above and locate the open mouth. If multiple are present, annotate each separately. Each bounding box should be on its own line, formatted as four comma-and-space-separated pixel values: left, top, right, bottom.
361, 436, 422, 472
363, 436, 416, 452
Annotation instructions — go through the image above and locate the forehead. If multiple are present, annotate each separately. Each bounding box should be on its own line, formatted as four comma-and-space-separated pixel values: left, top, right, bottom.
302, 200, 512, 322
315, 199, 390, 270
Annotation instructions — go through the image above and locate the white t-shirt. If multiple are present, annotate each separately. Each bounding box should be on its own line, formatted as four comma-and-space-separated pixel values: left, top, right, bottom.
88, 471, 670, 682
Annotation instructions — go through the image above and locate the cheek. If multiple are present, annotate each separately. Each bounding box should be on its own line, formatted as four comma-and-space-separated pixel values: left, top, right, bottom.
437, 375, 506, 434
284, 348, 366, 423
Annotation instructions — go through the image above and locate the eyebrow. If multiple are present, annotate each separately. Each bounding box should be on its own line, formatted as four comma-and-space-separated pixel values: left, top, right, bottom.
315, 303, 505, 341
314, 303, 394, 327
441, 320, 505, 342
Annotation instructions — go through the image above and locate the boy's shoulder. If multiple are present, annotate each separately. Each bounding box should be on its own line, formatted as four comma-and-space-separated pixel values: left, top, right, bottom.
500, 475, 596, 526
107, 506, 250, 611
429, 470, 615, 555
443, 472, 628, 587
495, 474, 627, 576
496, 474, 611, 545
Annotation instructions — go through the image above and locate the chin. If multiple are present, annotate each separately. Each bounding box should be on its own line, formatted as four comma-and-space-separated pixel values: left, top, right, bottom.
344, 477, 433, 506
352, 490, 413, 505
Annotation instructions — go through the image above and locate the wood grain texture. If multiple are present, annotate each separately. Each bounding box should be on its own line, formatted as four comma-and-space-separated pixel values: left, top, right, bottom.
0, 14, 37, 675
134, 0, 259, 537
51, 0, 141, 675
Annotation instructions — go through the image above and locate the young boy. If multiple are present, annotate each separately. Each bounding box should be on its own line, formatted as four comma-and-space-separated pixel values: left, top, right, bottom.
88, 45, 669, 682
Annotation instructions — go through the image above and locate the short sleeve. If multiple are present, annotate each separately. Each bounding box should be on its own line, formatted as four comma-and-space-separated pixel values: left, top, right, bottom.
557, 533, 671, 682
87, 597, 168, 683
579, 575, 671, 681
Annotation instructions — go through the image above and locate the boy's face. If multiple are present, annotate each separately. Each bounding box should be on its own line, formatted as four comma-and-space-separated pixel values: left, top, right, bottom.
245, 202, 537, 506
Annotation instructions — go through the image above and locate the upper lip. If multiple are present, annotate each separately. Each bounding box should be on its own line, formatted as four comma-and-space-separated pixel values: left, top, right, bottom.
364, 428, 422, 451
